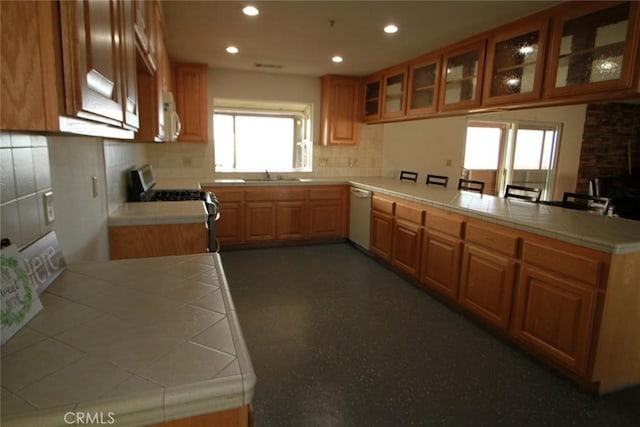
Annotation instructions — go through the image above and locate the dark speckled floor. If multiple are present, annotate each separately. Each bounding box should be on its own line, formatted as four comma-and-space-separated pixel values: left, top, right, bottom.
220, 243, 640, 427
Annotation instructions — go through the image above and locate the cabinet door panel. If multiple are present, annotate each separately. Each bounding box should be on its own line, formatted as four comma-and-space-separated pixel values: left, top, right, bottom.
459, 244, 517, 330
174, 63, 208, 142
61, 0, 124, 126
545, 1, 640, 98
320, 75, 360, 145
217, 202, 244, 244
370, 211, 393, 261
512, 266, 597, 375
120, 0, 139, 129
245, 202, 276, 241
308, 200, 344, 238
421, 231, 463, 300
277, 201, 306, 240
392, 220, 422, 278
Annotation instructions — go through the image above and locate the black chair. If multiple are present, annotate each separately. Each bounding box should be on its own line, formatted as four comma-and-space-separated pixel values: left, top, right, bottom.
561, 192, 611, 215
426, 174, 448, 187
504, 184, 542, 202
458, 178, 485, 194
399, 170, 418, 182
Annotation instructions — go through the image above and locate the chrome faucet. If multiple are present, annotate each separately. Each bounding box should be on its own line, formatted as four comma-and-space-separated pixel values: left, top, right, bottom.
265, 169, 271, 180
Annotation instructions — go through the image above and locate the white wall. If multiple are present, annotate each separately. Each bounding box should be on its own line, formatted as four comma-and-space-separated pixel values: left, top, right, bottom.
380, 104, 587, 200
48, 136, 110, 263
148, 67, 383, 179
103, 140, 148, 213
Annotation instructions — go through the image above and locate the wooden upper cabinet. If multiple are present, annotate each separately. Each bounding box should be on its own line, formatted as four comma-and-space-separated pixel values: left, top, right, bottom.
407, 54, 441, 116
173, 62, 208, 143
320, 75, 360, 146
439, 40, 486, 112
133, 0, 157, 73
483, 16, 549, 106
545, 1, 640, 98
120, 0, 139, 130
60, 0, 127, 127
0, 0, 62, 131
381, 65, 408, 119
362, 74, 382, 122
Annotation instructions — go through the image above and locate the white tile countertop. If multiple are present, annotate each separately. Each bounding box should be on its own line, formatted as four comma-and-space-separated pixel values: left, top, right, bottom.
108, 201, 208, 227
0, 253, 255, 427
348, 177, 640, 255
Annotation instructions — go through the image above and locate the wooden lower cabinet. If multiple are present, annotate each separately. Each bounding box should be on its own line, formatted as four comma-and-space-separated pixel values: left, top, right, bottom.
458, 244, 517, 331
370, 210, 394, 262
276, 201, 306, 239
109, 223, 208, 260
392, 219, 422, 278
308, 199, 343, 238
512, 265, 598, 376
420, 230, 462, 300
245, 202, 276, 241
205, 185, 347, 248
217, 201, 244, 244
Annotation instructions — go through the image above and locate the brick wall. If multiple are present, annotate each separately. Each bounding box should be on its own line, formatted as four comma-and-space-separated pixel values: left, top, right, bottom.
576, 103, 640, 193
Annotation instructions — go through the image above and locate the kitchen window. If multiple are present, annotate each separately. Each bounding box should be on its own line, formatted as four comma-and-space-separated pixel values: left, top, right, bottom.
463, 120, 561, 199
213, 99, 312, 172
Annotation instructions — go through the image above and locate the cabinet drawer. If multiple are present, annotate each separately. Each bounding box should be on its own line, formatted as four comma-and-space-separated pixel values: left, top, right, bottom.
425, 209, 464, 238
372, 195, 395, 215
208, 189, 244, 203
245, 188, 306, 202
309, 187, 345, 200
522, 241, 605, 287
465, 221, 520, 257
395, 202, 424, 225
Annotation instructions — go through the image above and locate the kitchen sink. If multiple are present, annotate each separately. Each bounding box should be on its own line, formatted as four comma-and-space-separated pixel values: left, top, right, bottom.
241, 178, 303, 183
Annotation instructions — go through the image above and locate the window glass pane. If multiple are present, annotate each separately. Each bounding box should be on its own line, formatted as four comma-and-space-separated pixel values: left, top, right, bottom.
463, 127, 501, 169
235, 116, 294, 170
213, 114, 235, 170
513, 129, 544, 169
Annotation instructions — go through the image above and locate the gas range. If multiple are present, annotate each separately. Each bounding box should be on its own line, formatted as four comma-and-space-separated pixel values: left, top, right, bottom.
128, 165, 220, 251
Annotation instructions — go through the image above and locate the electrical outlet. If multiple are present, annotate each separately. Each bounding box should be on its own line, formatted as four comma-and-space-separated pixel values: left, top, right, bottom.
43, 191, 55, 224
319, 157, 328, 166
446, 159, 452, 166
183, 156, 192, 166
348, 158, 358, 167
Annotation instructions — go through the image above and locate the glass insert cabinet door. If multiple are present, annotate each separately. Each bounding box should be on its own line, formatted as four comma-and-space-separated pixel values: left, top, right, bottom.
546, 1, 640, 97
363, 76, 381, 121
382, 65, 407, 119
407, 55, 441, 115
439, 40, 485, 111
484, 18, 549, 105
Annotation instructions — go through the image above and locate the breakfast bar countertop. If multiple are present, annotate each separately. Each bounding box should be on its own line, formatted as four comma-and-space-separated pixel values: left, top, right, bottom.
0, 253, 255, 427
348, 177, 640, 255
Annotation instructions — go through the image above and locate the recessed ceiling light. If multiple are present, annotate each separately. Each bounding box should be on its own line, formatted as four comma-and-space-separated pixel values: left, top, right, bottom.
331, 56, 343, 63
226, 46, 239, 54
384, 24, 398, 34
243, 5, 259, 16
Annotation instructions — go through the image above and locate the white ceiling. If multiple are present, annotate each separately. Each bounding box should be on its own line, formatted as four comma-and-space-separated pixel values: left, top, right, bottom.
161, 0, 558, 77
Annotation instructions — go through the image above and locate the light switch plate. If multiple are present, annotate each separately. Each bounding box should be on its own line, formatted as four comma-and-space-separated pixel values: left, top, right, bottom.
43, 191, 55, 224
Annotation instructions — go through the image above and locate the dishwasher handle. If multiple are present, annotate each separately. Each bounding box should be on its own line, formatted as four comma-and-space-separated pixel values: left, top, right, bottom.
350, 188, 371, 199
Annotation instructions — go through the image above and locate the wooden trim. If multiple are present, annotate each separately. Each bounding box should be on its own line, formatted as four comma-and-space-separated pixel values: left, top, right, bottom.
149, 404, 251, 427
109, 223, 208, 259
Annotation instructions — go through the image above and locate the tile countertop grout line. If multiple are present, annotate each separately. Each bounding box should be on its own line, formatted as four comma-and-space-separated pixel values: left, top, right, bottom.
1, 254, 256, 427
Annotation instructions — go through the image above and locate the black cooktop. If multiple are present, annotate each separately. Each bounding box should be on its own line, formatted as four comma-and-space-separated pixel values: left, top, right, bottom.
148, 189, 206, 202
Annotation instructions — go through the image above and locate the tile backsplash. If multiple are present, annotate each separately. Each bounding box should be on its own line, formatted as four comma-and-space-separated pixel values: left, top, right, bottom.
104, 140, 148, 212
0, 132, 54, 249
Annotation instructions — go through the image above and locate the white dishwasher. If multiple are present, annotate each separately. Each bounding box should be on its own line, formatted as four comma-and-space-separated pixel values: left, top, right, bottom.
349, 187, 372, 250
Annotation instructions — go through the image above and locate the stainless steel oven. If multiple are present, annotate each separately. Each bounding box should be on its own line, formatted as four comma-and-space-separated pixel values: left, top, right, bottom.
128, 165, 220, 252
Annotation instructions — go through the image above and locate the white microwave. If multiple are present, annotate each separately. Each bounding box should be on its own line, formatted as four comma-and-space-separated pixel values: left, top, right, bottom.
162, 92, 181, 142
